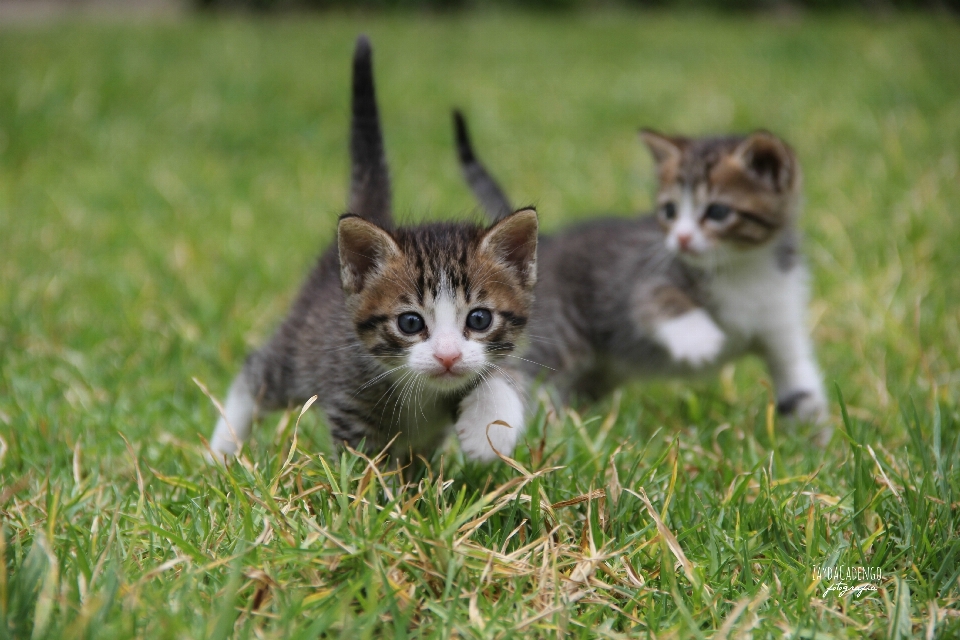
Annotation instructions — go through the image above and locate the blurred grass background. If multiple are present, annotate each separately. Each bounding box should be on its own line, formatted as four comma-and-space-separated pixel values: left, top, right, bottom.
1, 10, 959, 637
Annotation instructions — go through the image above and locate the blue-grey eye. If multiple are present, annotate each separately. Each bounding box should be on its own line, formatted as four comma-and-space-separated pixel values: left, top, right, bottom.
466, 308, 492, 331
704, 204, 734, 222
397, 312, 425, 335
660, 202, 677, 221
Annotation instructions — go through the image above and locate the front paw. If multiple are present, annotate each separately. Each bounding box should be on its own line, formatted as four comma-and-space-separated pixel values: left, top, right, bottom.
455, 377, 526, 463
776, 389, 827, 422
656, 309, 726, 367
777, 389, 831, 444
456, 416, 519, 463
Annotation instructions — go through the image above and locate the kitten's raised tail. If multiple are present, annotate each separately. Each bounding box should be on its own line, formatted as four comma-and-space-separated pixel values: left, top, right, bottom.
453, 110, 514, 222
349, 35, 393, 229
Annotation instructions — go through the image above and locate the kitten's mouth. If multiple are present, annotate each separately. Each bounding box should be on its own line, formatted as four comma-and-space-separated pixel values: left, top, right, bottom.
676, 246, 709, 263
424, 368, 476, 391
431, 369, 467, 381
425, 370, 473, 393
676, 244, 702, 256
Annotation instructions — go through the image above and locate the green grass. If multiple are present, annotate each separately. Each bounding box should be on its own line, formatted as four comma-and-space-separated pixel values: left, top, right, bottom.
2, 10, 960, 638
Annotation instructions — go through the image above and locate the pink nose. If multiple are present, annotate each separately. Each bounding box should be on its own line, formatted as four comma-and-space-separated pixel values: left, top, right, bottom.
677, 233, 692, 250
434, 350, 462, 371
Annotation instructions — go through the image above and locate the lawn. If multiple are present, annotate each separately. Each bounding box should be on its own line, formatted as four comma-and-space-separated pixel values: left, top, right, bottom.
2, 10, 959, 638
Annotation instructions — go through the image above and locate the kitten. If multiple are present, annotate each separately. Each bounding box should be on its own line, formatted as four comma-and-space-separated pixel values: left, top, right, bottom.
206, 39, 539, 463
452, 112, 828, 431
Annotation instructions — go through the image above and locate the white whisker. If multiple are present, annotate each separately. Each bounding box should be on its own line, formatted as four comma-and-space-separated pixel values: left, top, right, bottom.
354, 364, 407, 395
496, 354, 556, 371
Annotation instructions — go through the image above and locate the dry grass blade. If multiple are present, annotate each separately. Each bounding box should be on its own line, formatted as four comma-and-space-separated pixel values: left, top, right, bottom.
119, 433, 146, 513
511, 603, 565, 632
487, 420, 535, 477
28, 532, 60, 639
622, 556, 646, 588
606, 445, 623, 507
344, 432, 402, 504
714, 585, 770, 640
246, 569, 278, 611
286, 394, 317, 463
134, 556, 191, 587
468, 591, 485, 630
452, 465, 564, 543
551, 489, 606, 510
632, 487, 705, 594
270, 395, 316, 494
867, 444, 902, 502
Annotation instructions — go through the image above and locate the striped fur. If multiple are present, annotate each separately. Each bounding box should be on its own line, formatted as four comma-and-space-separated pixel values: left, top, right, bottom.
452, 113, 828, 436
348, 35, 392, 229
208, 40, 539, 463
454, 110, 514, 222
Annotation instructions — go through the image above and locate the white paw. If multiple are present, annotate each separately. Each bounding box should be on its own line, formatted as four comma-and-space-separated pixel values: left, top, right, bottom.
656, 309, 726, 367
777, 389, 831, 445
455, 376, 526, 463
778, 389, 828, 423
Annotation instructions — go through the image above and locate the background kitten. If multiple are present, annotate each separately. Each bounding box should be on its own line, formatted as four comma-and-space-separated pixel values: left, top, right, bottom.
453, 112, 828, 435
207, 39, 539, 463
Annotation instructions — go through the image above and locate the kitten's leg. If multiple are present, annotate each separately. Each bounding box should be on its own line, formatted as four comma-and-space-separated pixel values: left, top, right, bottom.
653, 308, 726, 368
637, 285, 725, 368
209, 369, 257, 459
208, 341, 300, 460
455, 371, 528, 462
760, 320, 829, 439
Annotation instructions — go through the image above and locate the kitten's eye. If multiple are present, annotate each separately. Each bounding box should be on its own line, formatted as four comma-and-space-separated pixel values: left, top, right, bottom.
704, 204, 734, 222
660, 202, 677, 221
397, 312, 425, 335
466, 308, 492, 331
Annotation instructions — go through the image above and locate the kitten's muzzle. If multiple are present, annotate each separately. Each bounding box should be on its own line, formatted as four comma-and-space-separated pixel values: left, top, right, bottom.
425, 358, 474, 388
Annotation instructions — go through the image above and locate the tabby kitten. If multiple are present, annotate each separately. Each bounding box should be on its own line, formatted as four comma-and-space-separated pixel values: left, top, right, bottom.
207, 39, 539, 463
452, 112, 828, 428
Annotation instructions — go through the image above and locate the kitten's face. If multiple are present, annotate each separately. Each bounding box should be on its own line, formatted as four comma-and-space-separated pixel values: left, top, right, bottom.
641, 130, 800, 266
338, 209, 538, 393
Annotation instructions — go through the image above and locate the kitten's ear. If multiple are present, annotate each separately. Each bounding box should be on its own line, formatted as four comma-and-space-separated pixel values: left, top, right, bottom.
338, 214, 401, 295
732, 130, 796, 192
479, 207, 539, 288
640, 128, 685, 166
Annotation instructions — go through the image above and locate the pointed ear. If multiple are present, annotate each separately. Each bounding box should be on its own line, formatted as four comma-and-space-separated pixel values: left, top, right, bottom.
639, 128, 685, 166
479, 207, 538, 288
337, 214, 401, 295
732, 130, 796, 192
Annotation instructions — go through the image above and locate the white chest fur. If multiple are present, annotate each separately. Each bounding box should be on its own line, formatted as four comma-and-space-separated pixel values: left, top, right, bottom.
707, 257, 810, 357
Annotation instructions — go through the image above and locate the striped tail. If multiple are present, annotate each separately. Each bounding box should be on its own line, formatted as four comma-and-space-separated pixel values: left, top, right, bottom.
453, 110, 514, 222
349, 35, 393, 229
